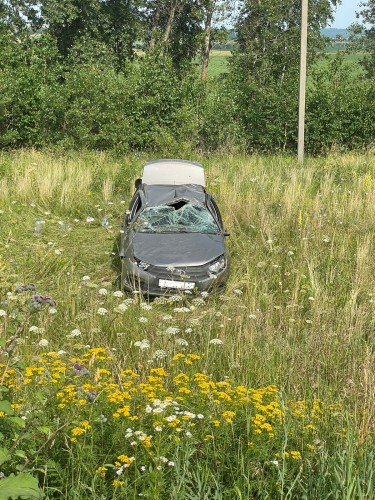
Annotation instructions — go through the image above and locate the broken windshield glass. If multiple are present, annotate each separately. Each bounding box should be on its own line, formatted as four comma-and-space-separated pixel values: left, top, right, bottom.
133, 204, 220, 234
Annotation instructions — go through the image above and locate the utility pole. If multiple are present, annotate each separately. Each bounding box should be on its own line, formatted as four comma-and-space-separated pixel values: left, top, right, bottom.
298, 0, 308, 164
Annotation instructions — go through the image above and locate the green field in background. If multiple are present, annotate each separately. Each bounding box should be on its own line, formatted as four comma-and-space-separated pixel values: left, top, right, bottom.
207, 50, 365, 78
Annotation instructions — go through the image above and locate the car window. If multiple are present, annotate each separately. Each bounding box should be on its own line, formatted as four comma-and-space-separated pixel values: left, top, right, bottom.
133, 204, 220, 235
208, 195, 223, 229
129, 193, 142, 221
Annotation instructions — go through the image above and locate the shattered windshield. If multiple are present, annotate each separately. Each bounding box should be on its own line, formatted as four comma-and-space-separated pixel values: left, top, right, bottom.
134, 204, 220, 234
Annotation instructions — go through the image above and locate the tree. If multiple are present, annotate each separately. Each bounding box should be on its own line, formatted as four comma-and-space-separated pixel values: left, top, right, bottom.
39, 0, 143, 70
199, 0, 236, 81
349, 0, 375, 77
144, 0, 202, 69
229, 0, 340, 152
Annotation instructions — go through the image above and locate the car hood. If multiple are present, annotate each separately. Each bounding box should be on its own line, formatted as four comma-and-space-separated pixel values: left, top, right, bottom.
131, 233, 225, 266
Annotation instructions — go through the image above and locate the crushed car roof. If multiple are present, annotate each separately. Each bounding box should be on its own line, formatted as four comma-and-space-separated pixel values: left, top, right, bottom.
142, 159, 205, 187
143, 184, 206, 207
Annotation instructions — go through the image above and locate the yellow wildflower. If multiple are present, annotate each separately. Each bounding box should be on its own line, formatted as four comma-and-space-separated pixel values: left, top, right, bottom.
96, 466, 107, 478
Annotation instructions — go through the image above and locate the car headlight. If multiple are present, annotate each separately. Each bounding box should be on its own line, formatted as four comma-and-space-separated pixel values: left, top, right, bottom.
135, 258, 150, 271
208, 256, 226, 274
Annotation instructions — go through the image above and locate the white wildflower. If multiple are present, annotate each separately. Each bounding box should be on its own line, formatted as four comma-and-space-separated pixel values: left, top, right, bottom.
233, 289, 243, 295
0, 310, 7, 317
67, 328, 82, 338
113, 290, 124, 298
166, 415, 177, 422
98, 288, 108, 296
166, 327, 180, 335
97, 307, 108, 315
38, 339, 49, 347
140, 303, 152, 311
138, 317, 148, 323
115, 303, 128, 313
162, 314, 172, 321
134, 339, 150, 351
49, 307, 57, 314
152, 350, 167, 360
175, 338, 189, 346
308, 296, 315, 301
168, 295, 183, 303
201, 291, 209, 298
184, 328, 192, 334
54, 249, 62, 255
209, 338, 223, 345
192, 298, 205, 306
29, 326, 39, 333
82, 275, 90, 281
86, 216, 95, 222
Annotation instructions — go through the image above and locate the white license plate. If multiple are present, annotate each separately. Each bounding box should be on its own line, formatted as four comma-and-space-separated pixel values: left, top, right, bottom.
159, 279, 195, 290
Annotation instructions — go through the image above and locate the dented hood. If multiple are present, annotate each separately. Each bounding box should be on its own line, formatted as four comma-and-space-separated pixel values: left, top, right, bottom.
132, 233, 225, 266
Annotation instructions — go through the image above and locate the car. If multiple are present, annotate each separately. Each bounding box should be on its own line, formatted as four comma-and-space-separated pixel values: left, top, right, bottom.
119, 159, 230, 296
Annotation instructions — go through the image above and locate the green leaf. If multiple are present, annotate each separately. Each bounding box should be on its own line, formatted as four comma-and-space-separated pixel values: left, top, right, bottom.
0, 338, 5, 348
7, 417, 26, 428
36, 426, 51, 436
35, 392, 46, 405
0, 387, 9, 393
0, 448, 10, 466
0, 401, 13, 416
0, 473, 43, 499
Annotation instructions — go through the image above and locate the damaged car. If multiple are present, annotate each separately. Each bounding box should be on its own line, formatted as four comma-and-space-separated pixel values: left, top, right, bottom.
119, 159, 230, 295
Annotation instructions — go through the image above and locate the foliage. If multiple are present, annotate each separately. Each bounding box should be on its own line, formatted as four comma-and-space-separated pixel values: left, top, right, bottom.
348, 0, 375, 77
306, 55, 375, 153
228, 0, 345, 153
0, 1, 375, 154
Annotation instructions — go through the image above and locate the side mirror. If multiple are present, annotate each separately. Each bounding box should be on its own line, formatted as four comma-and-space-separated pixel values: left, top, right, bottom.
134, 178, 142, 189
125, 214, 130, 226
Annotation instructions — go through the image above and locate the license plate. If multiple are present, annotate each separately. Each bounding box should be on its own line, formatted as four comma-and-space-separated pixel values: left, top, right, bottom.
159, 279, 195, 290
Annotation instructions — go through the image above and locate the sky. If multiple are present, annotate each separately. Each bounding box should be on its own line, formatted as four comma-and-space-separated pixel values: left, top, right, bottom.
330, 0, 363, 29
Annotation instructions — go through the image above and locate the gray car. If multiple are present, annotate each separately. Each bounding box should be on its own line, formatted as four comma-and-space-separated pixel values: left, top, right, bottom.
119, 159, 230, 296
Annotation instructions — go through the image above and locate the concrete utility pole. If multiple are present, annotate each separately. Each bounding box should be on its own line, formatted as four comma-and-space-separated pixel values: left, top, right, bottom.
298, 0, 308, 164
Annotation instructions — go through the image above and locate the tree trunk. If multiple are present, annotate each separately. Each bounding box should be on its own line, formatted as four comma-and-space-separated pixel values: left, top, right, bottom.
162, 0, 181, 51
201, 7, 214, 81
149, 1, 162, 50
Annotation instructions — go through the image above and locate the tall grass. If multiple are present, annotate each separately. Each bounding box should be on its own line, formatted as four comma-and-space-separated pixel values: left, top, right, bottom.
0, 150, 374, 498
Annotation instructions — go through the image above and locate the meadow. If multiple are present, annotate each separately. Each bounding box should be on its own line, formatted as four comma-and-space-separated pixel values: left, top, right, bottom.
0, 150, 374, 498
206, 49, 365, 78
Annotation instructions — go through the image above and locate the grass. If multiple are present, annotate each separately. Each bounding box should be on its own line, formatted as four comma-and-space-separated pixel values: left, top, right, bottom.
0, 150, 374, 498
207, 49, 365, 78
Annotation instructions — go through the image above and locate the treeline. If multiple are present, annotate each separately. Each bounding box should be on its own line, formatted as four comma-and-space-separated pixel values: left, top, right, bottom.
1, 0, 375, 155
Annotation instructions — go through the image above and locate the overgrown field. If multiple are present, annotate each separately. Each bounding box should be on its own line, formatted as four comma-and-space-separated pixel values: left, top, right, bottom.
0, 151, 374, 499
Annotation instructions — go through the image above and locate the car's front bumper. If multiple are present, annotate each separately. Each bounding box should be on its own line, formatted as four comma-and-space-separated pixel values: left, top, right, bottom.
121, 258, 229, 296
